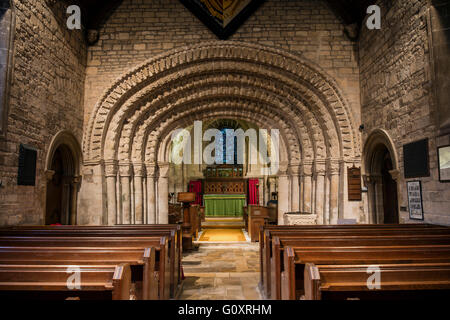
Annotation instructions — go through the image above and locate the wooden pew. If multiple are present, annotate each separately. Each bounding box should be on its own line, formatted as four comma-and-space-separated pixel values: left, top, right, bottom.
0, 225, 182, 298
169, 203, 183, 224
303, 262, 450, 300
260, 223, 445, 274
0, 235, 171, 300
283, 245, 450, 299
0, 246, 158, 300
269, 233, 450, 299
261, 225, 450, 298
0, 264, 131, 300
248, 205, 269, 242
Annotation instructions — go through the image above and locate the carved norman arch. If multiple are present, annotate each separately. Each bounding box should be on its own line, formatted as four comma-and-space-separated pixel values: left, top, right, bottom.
79, 41, 362, 226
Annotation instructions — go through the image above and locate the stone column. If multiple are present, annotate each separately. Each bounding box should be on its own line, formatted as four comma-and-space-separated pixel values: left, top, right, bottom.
44, 170, 55, 224
157, 163, 170, 224
133, 163, 145, 224
362, 174, 372, 224
119, 163, 132, 224
175, 165, 184, 196
277, 174, 290, 225
302, 162, 313, 213
289, 165, 300, 212
104, 161, 118, 226
327, 159, 340, 225
299, 174, 304, 212
264, 176, 270, 204
389, 169, 401, 208
373, 175, 384, 224
146, 163, 157, 224
315, 161, 326, 225
61, 176, 72, 225
70, 176, 81, 225
259, 178, 264, 205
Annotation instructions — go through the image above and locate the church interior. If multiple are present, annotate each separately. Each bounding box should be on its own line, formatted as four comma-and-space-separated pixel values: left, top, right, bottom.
0, 0, 450, 303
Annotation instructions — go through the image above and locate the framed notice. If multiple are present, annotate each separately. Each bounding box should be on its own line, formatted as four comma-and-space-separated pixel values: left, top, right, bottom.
406, 181, 424, 221
438, 145, 450, 182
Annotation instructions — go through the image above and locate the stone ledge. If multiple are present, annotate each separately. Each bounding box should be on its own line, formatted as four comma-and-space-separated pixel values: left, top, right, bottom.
283, 212, 317, 225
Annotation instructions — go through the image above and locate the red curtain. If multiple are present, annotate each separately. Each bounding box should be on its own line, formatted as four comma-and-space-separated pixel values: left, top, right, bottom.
188, 180, 202, 205
248, 179, 259, 205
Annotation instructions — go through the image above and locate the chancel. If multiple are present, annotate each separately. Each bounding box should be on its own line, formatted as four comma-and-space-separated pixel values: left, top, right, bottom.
0, 0, 449, 302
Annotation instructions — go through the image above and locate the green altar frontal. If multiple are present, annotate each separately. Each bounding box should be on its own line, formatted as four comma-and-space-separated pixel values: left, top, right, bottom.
203, 194, 246, 217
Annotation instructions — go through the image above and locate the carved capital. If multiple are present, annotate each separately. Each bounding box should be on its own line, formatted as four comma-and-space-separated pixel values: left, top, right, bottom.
289, 164, 301, 176
133, 163, 146, 177
314, 160, 326, 176
146, 163, 157, 178
278, 161, 289, 175
327, 159, 340, 176
72, 176, 82, 185
302, 161, 313, 177
389, 169, 400, 182
104, 160, 118, 177
45, 170, 55, 182
362, 174, 372, 186
119, 163, 132, 177
158, 163, 170, 178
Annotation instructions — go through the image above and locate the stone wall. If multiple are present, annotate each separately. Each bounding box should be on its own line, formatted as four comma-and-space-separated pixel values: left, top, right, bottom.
0, 0, 86, 226
360, 0, 450, 225
84, 0, 361, 127
430, 0, 450, 134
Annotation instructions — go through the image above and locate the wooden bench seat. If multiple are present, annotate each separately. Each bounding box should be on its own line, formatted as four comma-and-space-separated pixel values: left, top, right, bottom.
283, 245, 450, 299
0, 226, 181, 298
261, 225, 450, 299
0, 264, 131, 300
0, 246, 157, 300
269, 234, 450, 299
259, 224, 446, 289
2, 225, 181, 278
303, 262, 450, 300
0, 235, 171, 299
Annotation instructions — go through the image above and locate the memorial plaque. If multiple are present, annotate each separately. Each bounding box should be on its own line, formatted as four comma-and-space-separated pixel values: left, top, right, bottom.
347, 166, 362, 201
403, 139, 430, 178
407, 180, 424, 220
17, 144, 37, 186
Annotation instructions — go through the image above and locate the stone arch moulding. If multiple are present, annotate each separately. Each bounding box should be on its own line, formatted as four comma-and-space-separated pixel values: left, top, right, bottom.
79, 41, 363, 226
84, 41, 360, 162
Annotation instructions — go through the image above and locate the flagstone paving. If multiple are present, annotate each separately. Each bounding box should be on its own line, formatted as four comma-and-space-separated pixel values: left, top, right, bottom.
179, 242, 263, 300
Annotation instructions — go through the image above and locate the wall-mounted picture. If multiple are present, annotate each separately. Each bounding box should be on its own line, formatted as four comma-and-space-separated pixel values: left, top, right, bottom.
407, 181, 424, 221
438, 145, 450, 182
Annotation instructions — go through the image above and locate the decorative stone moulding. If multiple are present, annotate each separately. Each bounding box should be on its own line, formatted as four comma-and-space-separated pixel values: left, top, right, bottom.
284, 212, 317, 225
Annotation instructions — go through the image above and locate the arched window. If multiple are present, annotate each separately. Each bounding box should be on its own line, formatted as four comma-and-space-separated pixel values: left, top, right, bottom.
220, 127, 238, 164
0, 0, 14, 136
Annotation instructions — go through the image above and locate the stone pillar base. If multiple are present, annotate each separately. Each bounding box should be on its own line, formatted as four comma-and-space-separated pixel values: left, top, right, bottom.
284, 212, 317, 225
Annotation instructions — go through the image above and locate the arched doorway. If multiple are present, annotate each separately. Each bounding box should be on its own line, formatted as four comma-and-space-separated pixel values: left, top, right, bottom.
380, 147, 399, 224
363, 129, 399, 224
45, 131, 82, 225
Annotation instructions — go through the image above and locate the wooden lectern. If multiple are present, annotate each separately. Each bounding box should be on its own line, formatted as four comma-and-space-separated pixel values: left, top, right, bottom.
177, 192, 196, 251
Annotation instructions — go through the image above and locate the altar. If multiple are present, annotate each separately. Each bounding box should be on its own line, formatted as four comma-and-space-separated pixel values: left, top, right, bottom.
203, 194, 246, 217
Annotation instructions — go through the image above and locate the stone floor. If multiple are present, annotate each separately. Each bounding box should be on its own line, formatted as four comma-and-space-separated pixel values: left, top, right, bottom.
179, 242, 263, 300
